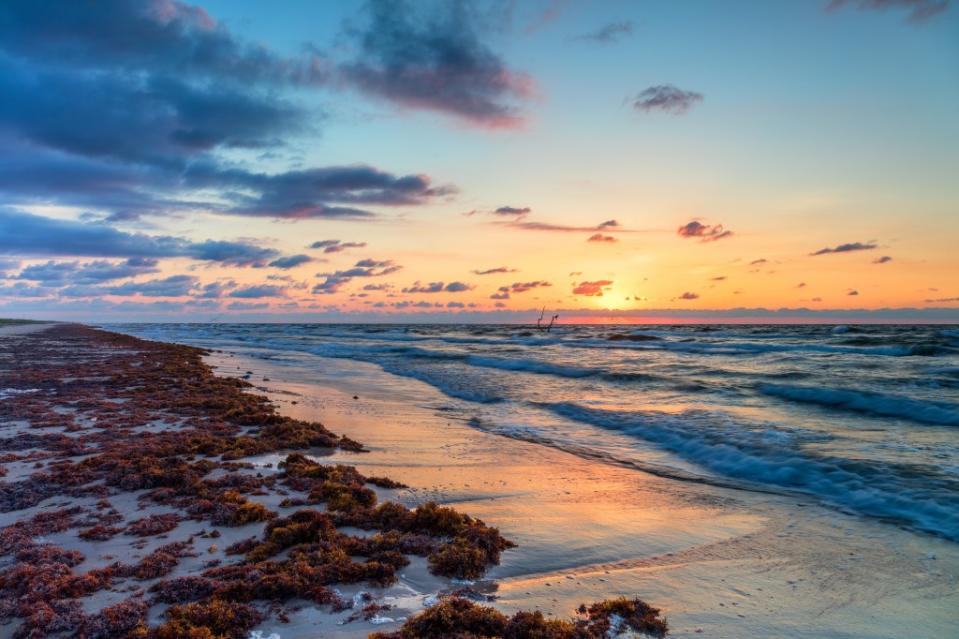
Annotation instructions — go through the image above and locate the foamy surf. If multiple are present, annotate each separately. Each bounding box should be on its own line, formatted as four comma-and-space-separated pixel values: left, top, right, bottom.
108, 322, 959, 542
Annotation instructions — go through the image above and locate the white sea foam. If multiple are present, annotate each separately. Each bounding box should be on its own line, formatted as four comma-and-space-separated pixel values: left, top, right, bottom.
105, 322, 959, 541
759, 383, 959, 426
546, 402, 959, 540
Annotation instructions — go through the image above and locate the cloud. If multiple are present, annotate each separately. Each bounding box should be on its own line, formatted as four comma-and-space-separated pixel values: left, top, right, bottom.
498, 218, 629, 233
0, 64, 305, 168
402, 281, 443, 293
749, 258, 767, 265
827, 0, 949, 22
198, 164, 452, 219
632, 85, 703, 114
103, 274, 198, 297
339, 0, 531, 127
0, 208, 279, 266
0, 0, 327, 86
229, 284, 286, 298
711, 276, 727, 281
677, 220, 733, 242
493, 206, 531, 217
0, 2, 453, 223
925, 296, 959, 303
0, 282, 55, 297
312, 258, 402, 294
810, 241, 877, 255
572, 280, 613, 296
848, 290, 859, 296
309, 240, 368, 253
466, 206, 531, 218
587, 233, 617, 243
198, 280, 235, 299
510, 281, 551, 293
226, 301, 269, 311
489, 280, 551, 300
268, 254, 312, 269
402, 281, 474, 293
472, 266, 517, 275
874, 255, 893, 264
15, 258, 160, 285
678, 291, 700, 300
573, 21, 634, 43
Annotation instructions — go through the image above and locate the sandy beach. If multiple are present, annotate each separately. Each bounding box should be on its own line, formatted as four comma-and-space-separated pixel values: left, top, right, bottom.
2, 324, 957, 638
0, 324, 667, 638
203, 338, 959, 639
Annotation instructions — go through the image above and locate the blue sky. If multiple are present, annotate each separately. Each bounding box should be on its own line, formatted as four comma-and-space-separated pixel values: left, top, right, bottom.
0, 0, 957, 322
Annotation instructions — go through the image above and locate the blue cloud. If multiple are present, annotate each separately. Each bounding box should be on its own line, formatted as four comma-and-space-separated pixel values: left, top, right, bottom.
0, 208, 278, 266
339, 0, 530, 127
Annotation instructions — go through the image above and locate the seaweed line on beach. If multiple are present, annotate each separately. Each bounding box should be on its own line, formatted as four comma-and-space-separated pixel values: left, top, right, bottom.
0, 325, 666, 638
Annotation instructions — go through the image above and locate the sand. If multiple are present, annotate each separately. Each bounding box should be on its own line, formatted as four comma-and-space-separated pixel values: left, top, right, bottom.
2, 325, 956, 638
204, 347, 959, 639
0, 322, 58, 336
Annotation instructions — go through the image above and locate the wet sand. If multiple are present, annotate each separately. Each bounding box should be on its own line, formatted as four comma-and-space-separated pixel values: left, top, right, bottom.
206, 347, 959, 639
2, 324, 956, 638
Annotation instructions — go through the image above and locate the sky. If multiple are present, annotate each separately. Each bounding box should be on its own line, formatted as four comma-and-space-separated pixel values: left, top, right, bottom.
0, 0, 957, 323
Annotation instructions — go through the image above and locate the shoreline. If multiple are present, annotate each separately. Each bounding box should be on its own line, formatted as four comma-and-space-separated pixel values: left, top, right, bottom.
0, 324, 666, 638
2, 324, 957, 638
197, 333, 959, 638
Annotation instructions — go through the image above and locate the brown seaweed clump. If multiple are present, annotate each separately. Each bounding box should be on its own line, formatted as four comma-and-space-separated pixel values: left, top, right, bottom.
0, 325, 667, 639
370, 596, 668, 639
152, 599, 264, 639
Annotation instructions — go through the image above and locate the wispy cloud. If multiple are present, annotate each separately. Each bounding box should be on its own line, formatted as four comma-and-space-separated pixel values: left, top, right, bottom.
633, 85, 703, 114
827, 0, 949, 22
497, 218, 629, 233
466, 206, 531, 218
268, 254, 312, 269
587, 233, 617, 243
810, 241, 877, 255
573, 21, 634, 44
309, 240, 368, 254
489, 280, 551, 299
677, 220, 733, 242
402, 281, 475, 293
472, 266, 518, 275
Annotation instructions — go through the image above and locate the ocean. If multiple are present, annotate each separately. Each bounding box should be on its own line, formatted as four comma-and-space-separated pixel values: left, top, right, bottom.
109, 323, 959, 542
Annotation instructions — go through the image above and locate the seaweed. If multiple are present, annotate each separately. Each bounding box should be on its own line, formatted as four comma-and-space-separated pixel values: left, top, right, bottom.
153, 600, 264, 639
0, 325, 666, 639
369, 597, 668, 639
79, 598, 149, 639
78, 524, 124, 541
126, 513, 181, 537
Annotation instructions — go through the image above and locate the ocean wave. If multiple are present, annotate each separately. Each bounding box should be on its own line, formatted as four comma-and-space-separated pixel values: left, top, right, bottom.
563, 336, 942, 357
758, 383, 959, 426
544, 402, 959, 540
